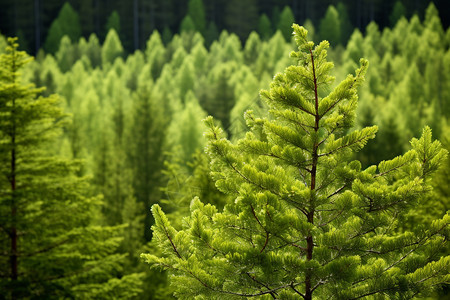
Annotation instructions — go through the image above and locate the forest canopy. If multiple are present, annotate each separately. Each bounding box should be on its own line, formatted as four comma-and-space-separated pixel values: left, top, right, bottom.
0, 0, 449, 299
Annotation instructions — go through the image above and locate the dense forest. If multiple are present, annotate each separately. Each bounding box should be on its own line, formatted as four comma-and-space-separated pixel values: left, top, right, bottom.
1, 0, 450, 54
0, 0, 449, 299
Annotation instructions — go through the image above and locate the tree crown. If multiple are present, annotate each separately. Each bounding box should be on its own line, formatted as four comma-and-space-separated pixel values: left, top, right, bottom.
143, 24, 448, 299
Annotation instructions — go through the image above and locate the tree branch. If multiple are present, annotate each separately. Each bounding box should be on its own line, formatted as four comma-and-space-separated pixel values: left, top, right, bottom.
250, 204, 270, 253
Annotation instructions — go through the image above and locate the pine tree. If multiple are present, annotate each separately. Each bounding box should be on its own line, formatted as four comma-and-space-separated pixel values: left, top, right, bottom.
43, 2, 82, 54
187, 0, 206, 35
336, 2, 353, 45
318, 5, 341, 46
302, 19, 315, 45
105, 10, 121, 37
55, 35, 81, 73
198, 62, 236, 135
102, 29, 124, 67
144, 31, 167, 80
166, 91, 207, 166
389, 1, 407, 27
244, 32, 262, 66
143, 25, 449, 299
0, 38, 143, 299
204, 22, 219, 47
127, 82, 169, 242
81, 34, 102, 69
180, 16, 196, 34
258, 14, 273, 41
277, 6, 295, 42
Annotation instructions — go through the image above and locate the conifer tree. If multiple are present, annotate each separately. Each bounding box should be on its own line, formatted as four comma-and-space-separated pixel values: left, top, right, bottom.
176, 57, 196, 100
105, 10, 121, 38
198, 62, 236, 135
336, 2, 353, 45
302, 19, 315, 45
186, 0, 206, 35
318, 5, 341, 46
180, 16, 196, 34
258, 14, 273, 41
277, 6, 295, 42
190, 41, 208, 76
0, 38, 143, 299
204, 22, 219, 46
128, 82, 169, 242
166, 91, 207, 167
144, 31, 167, 80
244, 32, 262, 66
56, 35, 81, 73
143, 25, 449, 299
78, 33, 102, 69
389, 1, 407, 27
43, 2, 82, 54
102, 29, 124, 67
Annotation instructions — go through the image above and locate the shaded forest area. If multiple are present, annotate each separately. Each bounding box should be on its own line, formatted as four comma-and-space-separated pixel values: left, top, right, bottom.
0, 0, 449, 299
1, 0, 450, 54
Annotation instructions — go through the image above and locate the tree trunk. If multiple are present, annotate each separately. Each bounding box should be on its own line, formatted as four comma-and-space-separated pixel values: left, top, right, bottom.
304, 48, 320, 300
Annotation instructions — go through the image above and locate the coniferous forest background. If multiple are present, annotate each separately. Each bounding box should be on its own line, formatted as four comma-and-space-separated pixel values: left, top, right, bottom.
0, 0, 449, 299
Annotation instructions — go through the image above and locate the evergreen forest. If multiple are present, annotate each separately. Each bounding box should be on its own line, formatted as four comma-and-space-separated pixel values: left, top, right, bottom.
0, 0, 449, 299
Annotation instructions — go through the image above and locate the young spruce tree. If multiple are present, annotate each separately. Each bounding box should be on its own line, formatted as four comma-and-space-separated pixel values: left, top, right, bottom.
142, 25, 449, 299
0, 38, 143, 299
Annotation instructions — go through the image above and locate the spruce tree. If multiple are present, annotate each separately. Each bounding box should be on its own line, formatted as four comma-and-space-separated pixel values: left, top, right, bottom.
143, 25, 449, 299
144, 31, 167, 80
0, 38, 143, 299
43, 2, 82, 54
186, 0, 206, 35
128, 82, 169, 242
389, 1, 407, 27
244, 32, 262, 66
277, 6, 295, 42
105, 10, 121, 38
318, 5, 341, 46
336, 3, 353, 45
180, 16, 196, 34
102, 29, 124, 67
258, 14, 273, 41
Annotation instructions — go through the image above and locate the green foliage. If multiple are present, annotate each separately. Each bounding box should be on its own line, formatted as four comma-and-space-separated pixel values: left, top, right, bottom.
390, 1, 407, 27
318, 5, 341, 46
187, 0, 206, 35
43, 2, 82, 54
302, 19, 315, 44
180, 16, 196, 33
205, 23, 219, 47
244, 31, 261, 66
258, 14, 273, 41
80, 33, 102, 68
102, 29, 124, 66
127, 84, 170, 242
105, 10, 121, 36
166, 91, 207, 166
145, 31, 166, 80
198, 62, 236, 135
161, 151, 230, 229
56, 35, 81, 72
0, 38, 143, 299
7, 6, 449, 297
336, 2, 353, 44
143, 25, 449, 299
277, 6, 295, 42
